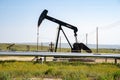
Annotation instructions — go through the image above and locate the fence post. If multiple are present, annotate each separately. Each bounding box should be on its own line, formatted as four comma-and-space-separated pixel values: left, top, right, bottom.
115, 58, 117, 64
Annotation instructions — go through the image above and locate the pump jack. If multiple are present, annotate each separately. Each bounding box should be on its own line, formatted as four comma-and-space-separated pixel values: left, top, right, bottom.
38, 9, 92, 53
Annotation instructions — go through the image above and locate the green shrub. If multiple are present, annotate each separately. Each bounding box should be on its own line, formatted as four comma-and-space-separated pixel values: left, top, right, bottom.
113, 71, 120, 80
0, 72, 11, 80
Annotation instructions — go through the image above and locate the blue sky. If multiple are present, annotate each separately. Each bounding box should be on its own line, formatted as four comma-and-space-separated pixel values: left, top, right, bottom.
0, 0, 120, 45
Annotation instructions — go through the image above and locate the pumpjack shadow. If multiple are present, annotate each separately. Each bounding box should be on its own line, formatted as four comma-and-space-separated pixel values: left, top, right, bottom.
38, 9, 92, 53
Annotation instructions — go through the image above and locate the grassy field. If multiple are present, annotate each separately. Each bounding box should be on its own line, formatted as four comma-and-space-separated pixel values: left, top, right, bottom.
0, 43, 71, 52
0, 61, 120, 80
0, 43, 47, 51
0, 43, 120, 53
0, 43, 120, 80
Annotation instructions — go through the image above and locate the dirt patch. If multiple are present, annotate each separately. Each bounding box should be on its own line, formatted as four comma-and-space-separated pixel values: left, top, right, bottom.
0, 56, 34, 61
95, 58, 120, 63
13, 78, 62, 80
0, 56, 120, 63
0, 56, 54, 61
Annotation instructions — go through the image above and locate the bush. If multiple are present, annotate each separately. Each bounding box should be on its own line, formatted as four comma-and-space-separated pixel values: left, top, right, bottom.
0, 72, 11, 80
113, 71, 120, 80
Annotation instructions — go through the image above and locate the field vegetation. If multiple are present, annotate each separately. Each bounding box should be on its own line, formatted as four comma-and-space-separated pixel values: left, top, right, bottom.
0, 61, 120, 80
0, 43, 119, 53
0, 43, 120, 80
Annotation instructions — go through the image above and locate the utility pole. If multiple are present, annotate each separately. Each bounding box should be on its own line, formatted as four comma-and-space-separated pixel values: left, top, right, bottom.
59, 36, 61, 52
86, 33, 88, 46
41, 42, 43, 50
37, 27, 39, 52
96, 27, 98, 53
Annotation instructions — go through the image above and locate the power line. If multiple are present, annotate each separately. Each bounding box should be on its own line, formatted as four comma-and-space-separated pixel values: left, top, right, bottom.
87, 20, 120, 35
99, 20, 120, 30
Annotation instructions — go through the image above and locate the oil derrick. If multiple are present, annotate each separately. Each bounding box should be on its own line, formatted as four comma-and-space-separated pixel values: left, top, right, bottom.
38, 9, 92, 53
6, 44, 15, 51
